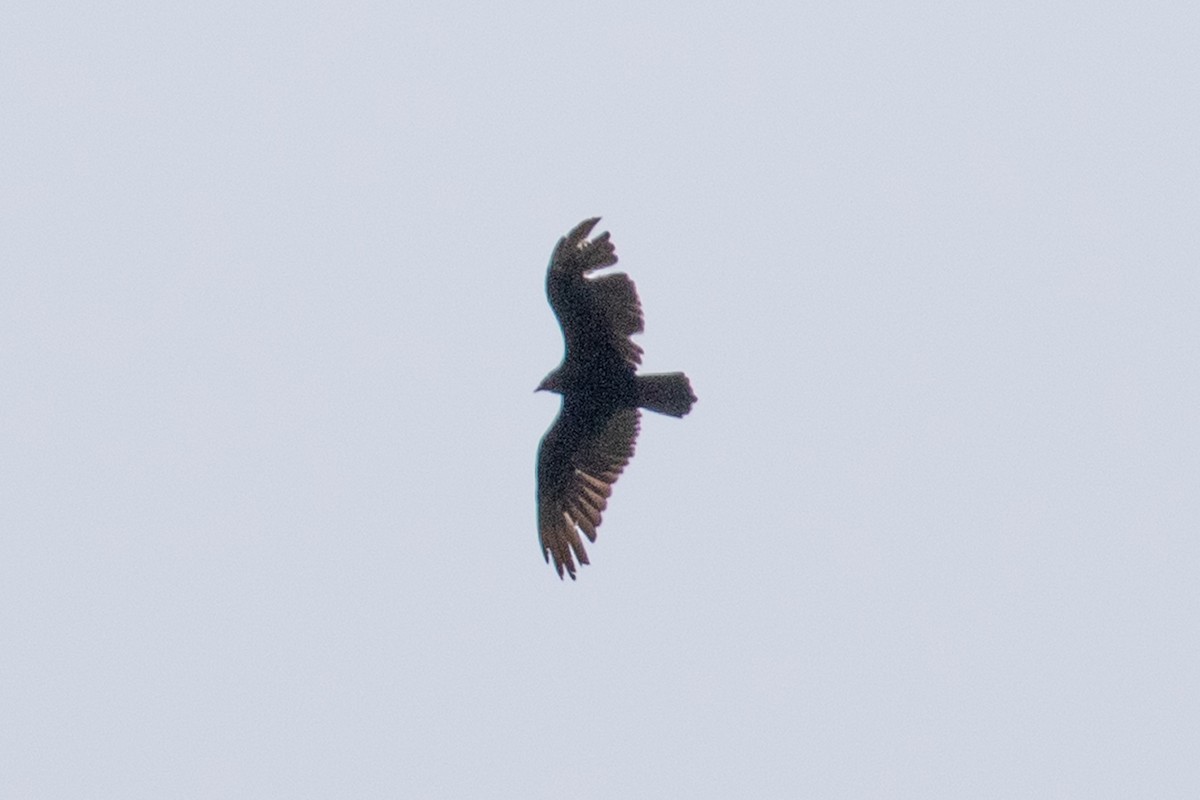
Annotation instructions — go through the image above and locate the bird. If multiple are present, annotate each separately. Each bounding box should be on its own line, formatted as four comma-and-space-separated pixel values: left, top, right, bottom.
536, 217, 696, 579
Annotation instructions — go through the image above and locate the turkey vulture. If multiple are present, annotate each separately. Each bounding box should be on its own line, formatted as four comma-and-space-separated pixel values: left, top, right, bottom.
536, 218, 696, 579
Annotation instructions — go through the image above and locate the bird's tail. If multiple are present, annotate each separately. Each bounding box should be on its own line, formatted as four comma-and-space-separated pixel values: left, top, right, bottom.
636, 372, 697, 418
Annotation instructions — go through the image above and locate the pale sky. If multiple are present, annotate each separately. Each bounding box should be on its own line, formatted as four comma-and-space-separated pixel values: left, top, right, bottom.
3, 2, 1198, 797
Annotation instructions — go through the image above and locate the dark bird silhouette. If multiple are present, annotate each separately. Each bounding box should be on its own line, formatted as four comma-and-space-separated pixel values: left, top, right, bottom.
536, 218, 696, 579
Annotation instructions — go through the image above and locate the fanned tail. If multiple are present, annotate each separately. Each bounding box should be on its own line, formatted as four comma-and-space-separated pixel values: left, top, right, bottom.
636, 372, 696, 418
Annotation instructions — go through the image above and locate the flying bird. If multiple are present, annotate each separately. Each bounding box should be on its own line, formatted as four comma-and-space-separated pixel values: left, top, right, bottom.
536, 218, 696, 579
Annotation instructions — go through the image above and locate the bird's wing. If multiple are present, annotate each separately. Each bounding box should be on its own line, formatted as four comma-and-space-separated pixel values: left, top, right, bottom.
536, 406, 641, 579
546, 217, 645, 368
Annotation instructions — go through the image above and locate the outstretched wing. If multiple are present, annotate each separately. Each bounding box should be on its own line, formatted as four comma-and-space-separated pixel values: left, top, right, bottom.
536, 406, 641, 579
546, 217, 645, 369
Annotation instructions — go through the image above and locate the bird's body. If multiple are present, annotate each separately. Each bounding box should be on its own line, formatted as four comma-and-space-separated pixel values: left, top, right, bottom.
536, 218, 696, 579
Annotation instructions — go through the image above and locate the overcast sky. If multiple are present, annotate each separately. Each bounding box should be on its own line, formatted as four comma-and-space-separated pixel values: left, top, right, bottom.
3, 1, 1198, 797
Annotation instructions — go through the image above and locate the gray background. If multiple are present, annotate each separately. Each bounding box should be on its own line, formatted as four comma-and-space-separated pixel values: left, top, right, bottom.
3, 1, 1197, 797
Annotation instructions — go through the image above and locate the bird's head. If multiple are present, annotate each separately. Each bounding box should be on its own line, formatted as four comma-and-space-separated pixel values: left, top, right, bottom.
536, 369, 565, 395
